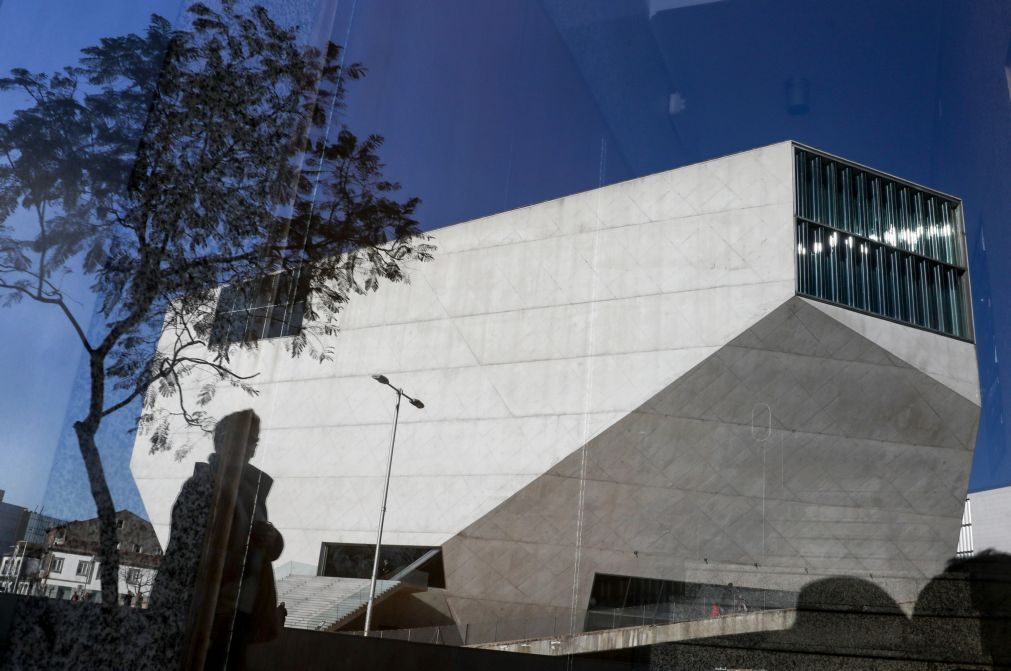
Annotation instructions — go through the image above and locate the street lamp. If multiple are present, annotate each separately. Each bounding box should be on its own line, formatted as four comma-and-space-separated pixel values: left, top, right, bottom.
364, 374, 424, 637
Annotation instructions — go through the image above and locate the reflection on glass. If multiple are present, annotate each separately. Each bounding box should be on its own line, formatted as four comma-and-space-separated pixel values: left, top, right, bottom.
795, 148, 969, 339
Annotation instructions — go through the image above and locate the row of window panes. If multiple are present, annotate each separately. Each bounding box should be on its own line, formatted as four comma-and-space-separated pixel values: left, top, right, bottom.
796, 220, 967, 338
795, 149, 963, 267
42, 559, 142, 581
211, 269, 308, 345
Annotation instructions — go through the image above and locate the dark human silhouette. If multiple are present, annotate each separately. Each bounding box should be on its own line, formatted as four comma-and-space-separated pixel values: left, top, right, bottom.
150, 410, 284, 670
654, 559, 1011, 670
913, 550, 1011, 669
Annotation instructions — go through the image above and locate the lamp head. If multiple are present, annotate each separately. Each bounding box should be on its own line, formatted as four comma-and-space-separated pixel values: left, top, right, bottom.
410, 398, 425, 409
372, 374, 390, 385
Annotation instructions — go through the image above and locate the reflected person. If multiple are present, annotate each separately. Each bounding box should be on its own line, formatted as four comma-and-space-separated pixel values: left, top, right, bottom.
150, 409, 285, 670
913, 550, 1011, 669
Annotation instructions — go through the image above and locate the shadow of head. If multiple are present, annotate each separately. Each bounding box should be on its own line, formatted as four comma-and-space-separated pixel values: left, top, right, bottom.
766, 577, 910, 655
915, 550, 1011, 666
213, 409, 260, 463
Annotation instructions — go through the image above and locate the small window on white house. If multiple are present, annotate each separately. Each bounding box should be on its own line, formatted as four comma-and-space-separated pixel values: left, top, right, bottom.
76, 561, 92, 577
126, 568, 142, 584
132, 544, 142, 553
50, 557, 64, 574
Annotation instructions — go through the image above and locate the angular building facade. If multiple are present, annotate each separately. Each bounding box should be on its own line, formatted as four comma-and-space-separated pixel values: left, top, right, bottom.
131, 141, 979, 630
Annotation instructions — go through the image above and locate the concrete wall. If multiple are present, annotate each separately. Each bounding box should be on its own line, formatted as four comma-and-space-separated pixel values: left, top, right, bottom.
132, 141, 797, 564
440, 298, 979, 625
130, 141, 980, 635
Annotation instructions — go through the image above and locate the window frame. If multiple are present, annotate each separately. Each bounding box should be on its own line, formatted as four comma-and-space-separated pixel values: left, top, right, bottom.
210, 268, 310, 347
50, 557, 64, 574
788, 142, 970, 341
75, 560, 93, 578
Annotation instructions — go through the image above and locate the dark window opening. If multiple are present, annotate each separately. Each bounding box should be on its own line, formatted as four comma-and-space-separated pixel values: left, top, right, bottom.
585, 573, 798, 631
211, 269, 310, 346
319, 543, 445, 588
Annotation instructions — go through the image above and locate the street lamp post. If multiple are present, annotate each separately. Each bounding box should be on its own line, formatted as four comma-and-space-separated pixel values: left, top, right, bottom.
364, 374, 424, 637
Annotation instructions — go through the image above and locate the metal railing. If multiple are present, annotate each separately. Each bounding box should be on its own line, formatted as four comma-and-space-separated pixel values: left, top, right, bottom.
359, 593, 796, 647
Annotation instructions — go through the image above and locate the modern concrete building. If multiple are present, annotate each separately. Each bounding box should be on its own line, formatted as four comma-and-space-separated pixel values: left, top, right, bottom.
131, 141, 979, 632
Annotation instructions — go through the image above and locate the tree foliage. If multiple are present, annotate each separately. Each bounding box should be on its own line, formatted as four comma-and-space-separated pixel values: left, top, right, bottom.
0, 1, 432, 607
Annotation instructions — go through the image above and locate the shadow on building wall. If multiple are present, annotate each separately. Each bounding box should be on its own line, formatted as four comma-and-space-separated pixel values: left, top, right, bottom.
652, 550, 1011, 670
2, 547, 1010, 669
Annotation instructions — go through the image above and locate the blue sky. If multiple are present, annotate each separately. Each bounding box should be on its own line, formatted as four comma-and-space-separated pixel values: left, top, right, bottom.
1, 0, 1009, 520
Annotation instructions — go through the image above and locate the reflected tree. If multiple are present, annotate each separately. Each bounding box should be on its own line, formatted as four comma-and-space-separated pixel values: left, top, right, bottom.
0, 1, 432, 611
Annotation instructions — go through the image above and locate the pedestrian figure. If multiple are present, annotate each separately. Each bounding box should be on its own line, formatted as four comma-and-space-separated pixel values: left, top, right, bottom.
150, 409, 285, 670
710, 602, 721, 618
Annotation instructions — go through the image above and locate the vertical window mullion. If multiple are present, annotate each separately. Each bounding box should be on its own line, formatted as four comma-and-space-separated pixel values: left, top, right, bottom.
797, 222, 805, 295
814, 226, 824, 298
907, 255, 917, 325
871, 178, 882, 242
840, 168, 851, 233
932, 265, 946, 333
828, 162, 838, 230
840, 236, 850, 308
888, 249, 900, 319
946, 269, 959, 337
860, 242, 871, 311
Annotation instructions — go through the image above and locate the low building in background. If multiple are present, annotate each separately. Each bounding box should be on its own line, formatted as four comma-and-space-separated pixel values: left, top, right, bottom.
957, 485, 1011, 557
133, 141, 980, 640
0, 490, 65, 555
0, 491, 24, 558
0, 491, 67, 596
2, 510, 162, 606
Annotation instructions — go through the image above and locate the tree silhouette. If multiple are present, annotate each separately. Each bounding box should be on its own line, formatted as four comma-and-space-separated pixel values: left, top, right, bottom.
0, 1, 432, 611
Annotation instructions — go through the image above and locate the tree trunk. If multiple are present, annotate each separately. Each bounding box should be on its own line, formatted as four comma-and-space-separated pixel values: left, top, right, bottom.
73, 417, 120, 610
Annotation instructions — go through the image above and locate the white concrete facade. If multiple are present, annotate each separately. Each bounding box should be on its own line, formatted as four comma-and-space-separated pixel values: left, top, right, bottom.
131, 141, 979, 572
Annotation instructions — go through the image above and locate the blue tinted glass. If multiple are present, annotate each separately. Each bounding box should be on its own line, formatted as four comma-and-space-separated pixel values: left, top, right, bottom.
795, 149, 969, 339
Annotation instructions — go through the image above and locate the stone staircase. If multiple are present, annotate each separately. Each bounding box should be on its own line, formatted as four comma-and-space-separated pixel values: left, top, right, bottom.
275, 575, 405, 632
